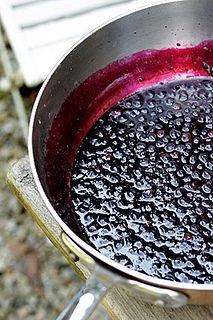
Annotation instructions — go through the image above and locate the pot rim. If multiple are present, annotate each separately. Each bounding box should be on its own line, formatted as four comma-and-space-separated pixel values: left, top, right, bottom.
29, 0, 213, 291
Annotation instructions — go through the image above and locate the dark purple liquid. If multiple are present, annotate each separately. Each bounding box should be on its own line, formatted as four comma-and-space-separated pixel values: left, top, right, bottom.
71, 78, 213, 284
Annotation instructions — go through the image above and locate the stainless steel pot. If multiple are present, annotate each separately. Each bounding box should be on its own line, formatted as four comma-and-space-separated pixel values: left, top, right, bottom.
29, 1, 213, 319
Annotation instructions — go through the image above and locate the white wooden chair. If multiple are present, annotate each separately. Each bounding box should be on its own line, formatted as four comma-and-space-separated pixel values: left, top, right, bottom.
0, 0, 156, 87
0, 0, 158, 141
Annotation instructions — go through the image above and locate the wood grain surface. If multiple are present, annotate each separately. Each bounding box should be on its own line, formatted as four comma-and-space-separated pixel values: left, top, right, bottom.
7, 156, 213, 320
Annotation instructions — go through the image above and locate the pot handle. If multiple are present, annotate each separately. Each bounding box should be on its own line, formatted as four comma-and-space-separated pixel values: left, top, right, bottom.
56, 268, 109, 320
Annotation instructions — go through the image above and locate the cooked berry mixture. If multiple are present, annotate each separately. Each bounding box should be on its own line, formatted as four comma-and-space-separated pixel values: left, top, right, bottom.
71, 78, 213, 284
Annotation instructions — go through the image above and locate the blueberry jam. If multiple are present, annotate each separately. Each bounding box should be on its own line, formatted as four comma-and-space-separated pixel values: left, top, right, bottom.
71, 78, 213, 284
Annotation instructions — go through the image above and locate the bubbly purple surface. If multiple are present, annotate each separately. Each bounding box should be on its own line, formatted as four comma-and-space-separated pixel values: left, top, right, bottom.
71, 78, 213, 284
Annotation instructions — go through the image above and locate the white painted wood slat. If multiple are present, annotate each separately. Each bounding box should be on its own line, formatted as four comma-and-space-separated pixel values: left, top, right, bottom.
21, 1, 144, 49
14, 0, 131, 27
29, 38, 79, 81
0, 0, 162, 87
0, 0, 42, 85
10, 0, 40, 6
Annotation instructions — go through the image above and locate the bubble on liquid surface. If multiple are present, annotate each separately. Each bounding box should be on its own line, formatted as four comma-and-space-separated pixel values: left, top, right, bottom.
71, 77, 213, 284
